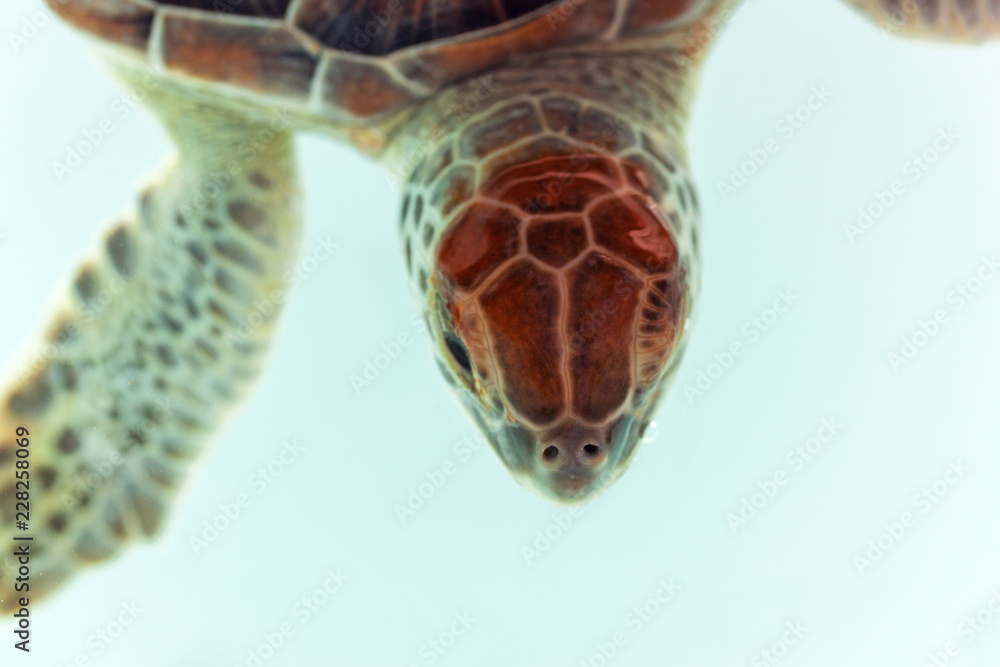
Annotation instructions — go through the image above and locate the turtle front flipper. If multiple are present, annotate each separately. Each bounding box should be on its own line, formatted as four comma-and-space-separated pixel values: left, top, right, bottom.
0, 76, 302, 611
842, 0, 1000, 41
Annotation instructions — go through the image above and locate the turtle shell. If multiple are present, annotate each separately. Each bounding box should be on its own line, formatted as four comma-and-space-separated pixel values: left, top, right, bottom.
48, 0, 706, 121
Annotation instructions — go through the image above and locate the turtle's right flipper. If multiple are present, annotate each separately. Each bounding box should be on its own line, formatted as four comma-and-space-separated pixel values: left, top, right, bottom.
0, 85, 303, 611
842, 0, 1000, 41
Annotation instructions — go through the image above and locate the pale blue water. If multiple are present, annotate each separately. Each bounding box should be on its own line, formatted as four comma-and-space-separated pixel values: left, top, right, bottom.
3, 0, 1000, 665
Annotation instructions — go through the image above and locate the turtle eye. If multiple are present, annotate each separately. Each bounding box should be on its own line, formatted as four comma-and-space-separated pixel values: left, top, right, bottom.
445, 333, 472, 373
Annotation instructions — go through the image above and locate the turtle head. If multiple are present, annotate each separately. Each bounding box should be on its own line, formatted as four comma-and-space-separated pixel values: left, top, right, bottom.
425, 152, 691, 504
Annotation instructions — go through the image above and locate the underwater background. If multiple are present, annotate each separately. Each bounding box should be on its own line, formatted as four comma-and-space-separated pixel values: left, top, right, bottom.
2, 0, 1000, 664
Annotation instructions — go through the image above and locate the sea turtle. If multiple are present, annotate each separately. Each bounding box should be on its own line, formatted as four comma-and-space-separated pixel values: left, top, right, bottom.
0, 0, 995, 611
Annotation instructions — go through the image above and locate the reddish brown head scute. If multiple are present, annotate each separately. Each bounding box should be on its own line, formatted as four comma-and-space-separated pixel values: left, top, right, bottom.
435, 153, 686, 494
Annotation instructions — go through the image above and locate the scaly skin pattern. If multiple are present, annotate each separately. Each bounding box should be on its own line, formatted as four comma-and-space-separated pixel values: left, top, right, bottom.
0, 74, 303, 612
391, 41, 710, 502
844, 0, 1000, 40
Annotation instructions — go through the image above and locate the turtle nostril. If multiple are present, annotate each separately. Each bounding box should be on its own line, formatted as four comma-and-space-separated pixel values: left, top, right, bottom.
582, 444, 603, 460
542, 446, 560, 462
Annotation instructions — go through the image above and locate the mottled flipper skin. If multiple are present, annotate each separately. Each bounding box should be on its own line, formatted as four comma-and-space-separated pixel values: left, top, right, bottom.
844, 0, 1000, 40
0, 77, 303, 612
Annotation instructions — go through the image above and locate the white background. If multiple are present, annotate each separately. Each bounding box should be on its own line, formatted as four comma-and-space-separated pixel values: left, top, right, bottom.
2, 0, 1000, 665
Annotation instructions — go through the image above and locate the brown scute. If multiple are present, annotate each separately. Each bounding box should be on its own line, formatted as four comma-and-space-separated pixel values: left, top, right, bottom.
430, 165, 476, 219
526, 216, 588, 269
162, 15, 318, 100
396, 0, 615, 89
165, 0, 292, 17
295, 0, 560, 56
501, 174, 611, 215
621, 0, 699, 37
484, 153, 623, 201
479, 260, 565, 426
575, 108, 637, 152
459, 102, 544, 159
541, 96, 583, 134
437, 203, 521, 291
46, 0, 153, 51
322, 60, 415, 118
567, 253, 642, 422
590, 195, 679, 274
